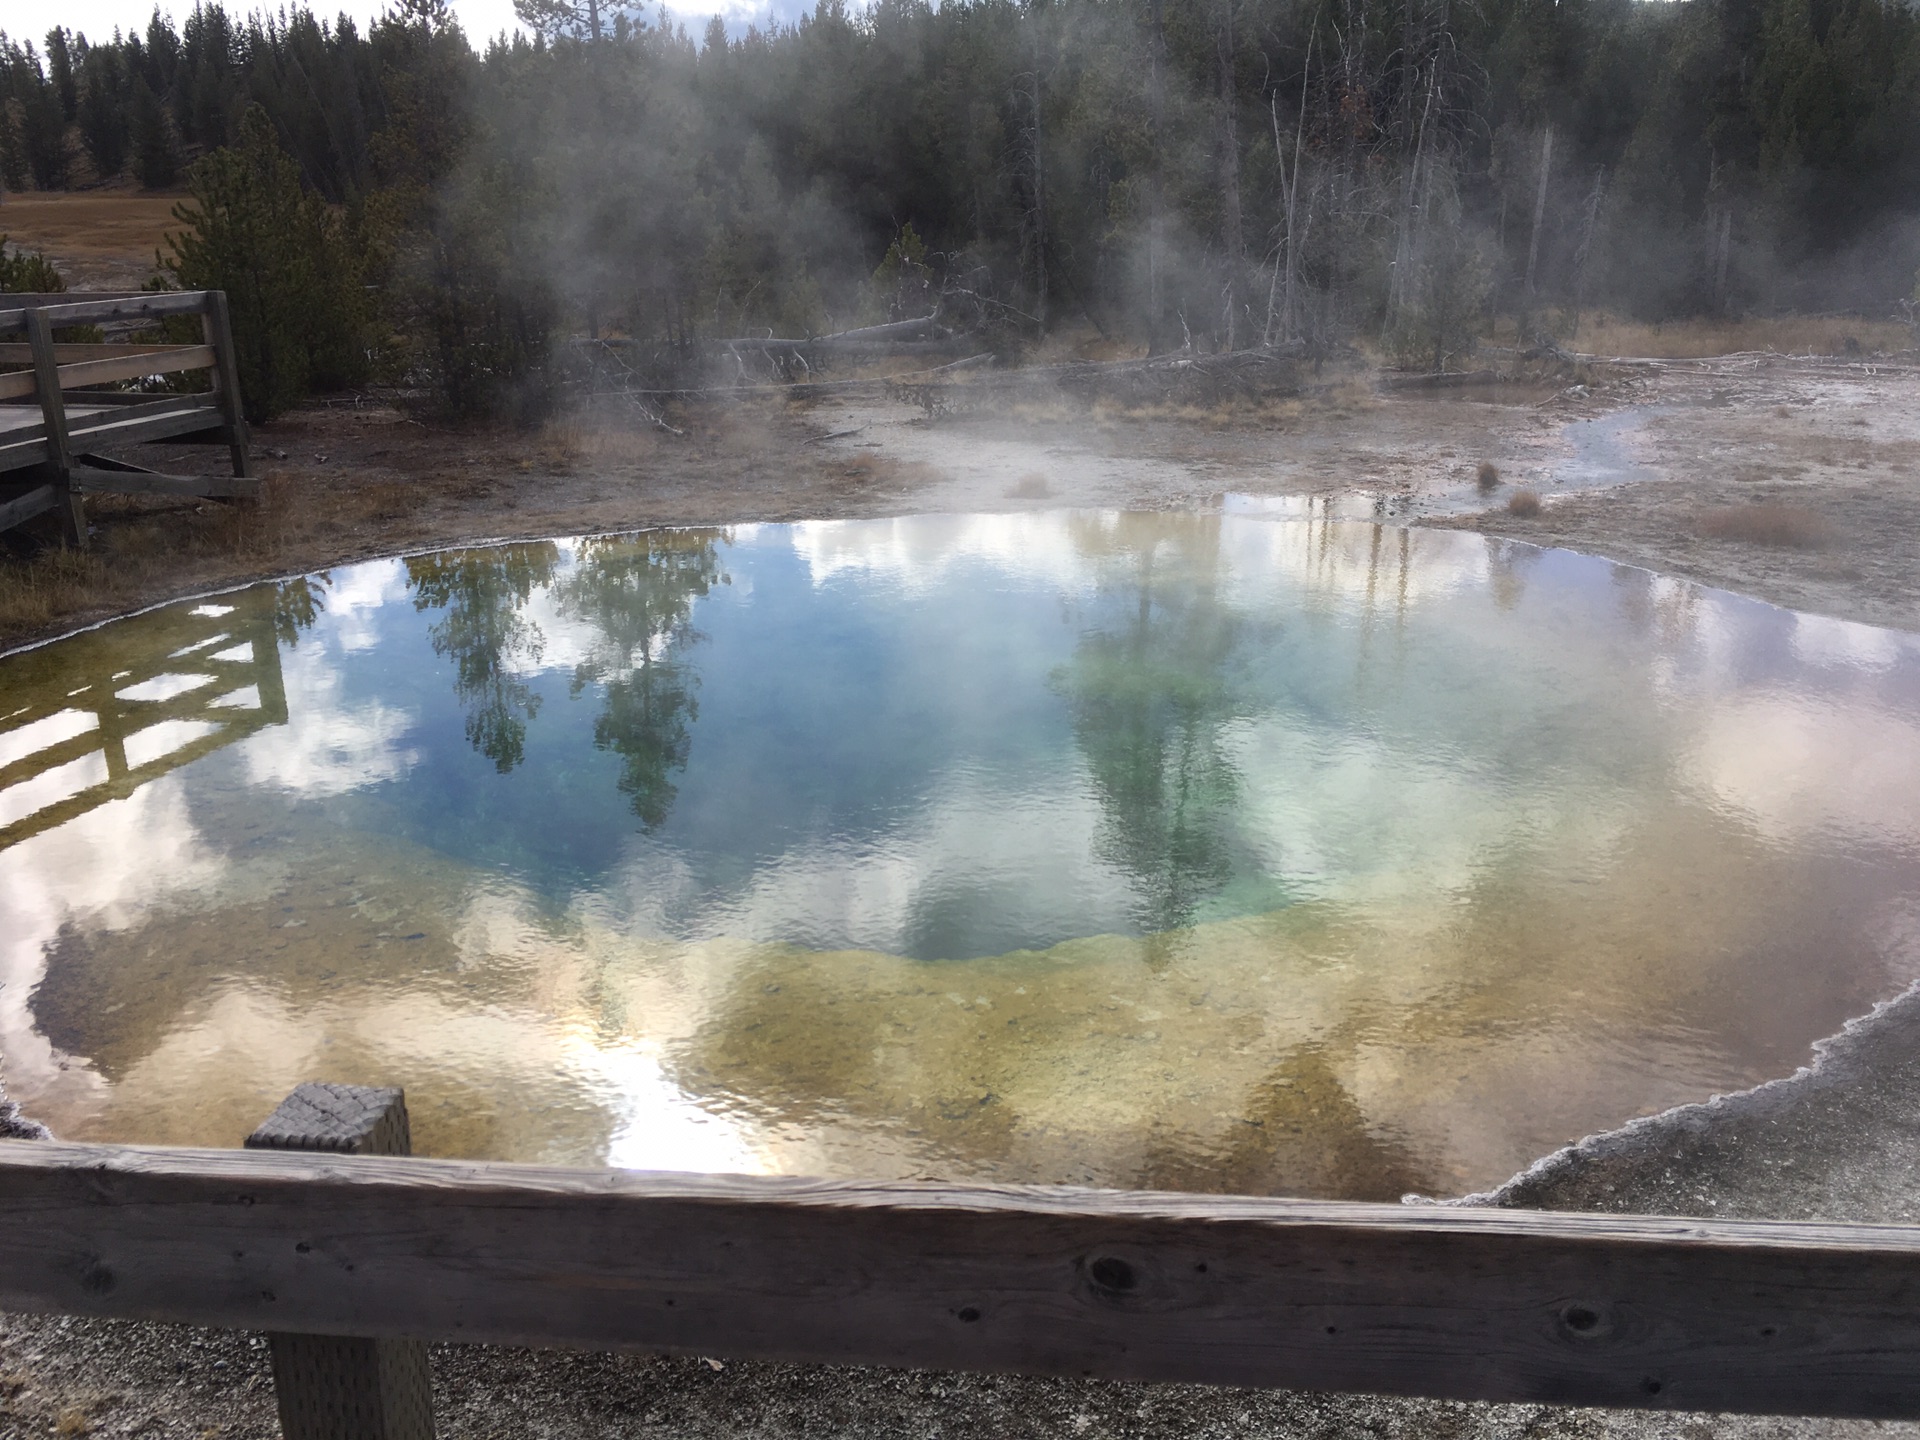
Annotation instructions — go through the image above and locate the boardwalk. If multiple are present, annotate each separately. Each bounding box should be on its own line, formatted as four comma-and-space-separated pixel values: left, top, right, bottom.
0, 290, 252, 545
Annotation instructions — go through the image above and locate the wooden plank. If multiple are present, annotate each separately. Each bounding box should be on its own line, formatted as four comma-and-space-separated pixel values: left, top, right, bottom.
65, 396, 216, 430
66, 401, 227, 449
54, 345, 217, 391
0, 292, 148, 309
0, 483, 56, 533
0, 438, 50, 474
0, 344, 204, 363
48, 392, 197, 407
0, 292, 210, 332
0, 348, 215, 400
247, 1086, 435, 1440
25, 309, 85, 547
5, 1145, 1920, 1418
72, 466, 260, 500
204, 290, 251, 478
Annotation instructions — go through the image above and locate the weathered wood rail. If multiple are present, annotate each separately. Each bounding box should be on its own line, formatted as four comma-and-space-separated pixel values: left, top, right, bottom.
0, 289, 252, 546
7, 1083, 1920, 1435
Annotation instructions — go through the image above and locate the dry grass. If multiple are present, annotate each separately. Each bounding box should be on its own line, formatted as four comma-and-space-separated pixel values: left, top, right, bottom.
1507, 488, 1542, 517
1497, 312, 1913, 360
1476, 461, 1501, 491
1, 190, 184, 288
534, 414, 667, 471
0, 473, 346, 642
1696, 502, 1834, 548
54, 1406, 90, 1436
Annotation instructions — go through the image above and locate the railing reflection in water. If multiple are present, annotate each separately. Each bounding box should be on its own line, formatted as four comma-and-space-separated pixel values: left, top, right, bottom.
0, 592, 287, 848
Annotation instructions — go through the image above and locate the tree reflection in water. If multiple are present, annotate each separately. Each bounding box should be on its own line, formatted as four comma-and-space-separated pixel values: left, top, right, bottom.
556, 531, 726, 829
406, 544, 562, 773
1053, 514, 1252, 939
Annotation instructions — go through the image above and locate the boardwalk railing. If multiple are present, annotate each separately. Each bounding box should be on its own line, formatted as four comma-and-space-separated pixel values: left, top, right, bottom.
0, 289, 253, 546
3, 1082, 1920, 1438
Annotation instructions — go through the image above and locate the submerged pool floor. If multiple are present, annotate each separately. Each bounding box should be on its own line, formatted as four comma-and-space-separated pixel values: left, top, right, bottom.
3, 511, 1918, 1199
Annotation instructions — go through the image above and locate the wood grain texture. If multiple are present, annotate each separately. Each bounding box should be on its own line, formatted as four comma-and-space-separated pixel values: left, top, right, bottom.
248, 1086, 433, 1440
247, 1086, 413, 1159
202, 291, 251, 478
4, 1142, 1920, 1416
0, 343, 206, 362
54, 345, 217, 391
0, 483, 57, 532
0, 292, 212, 331
70, 466, 260, 499
65, 400, 227, 450
0, 352, 216, 402
25, 309, 86, 546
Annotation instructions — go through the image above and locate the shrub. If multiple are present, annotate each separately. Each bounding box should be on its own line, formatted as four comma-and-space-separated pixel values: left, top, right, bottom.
1507, 488, 1542, 517
1476, 461, 1501, 490
0, 237, 65, 294
1696, 503, 1832, 548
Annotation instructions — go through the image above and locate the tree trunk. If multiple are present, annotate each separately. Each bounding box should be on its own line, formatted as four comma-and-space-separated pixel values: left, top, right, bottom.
1147, 0, 1167, 354
1029, 27, 1048, 331
1216, 0, 1243, 350
1713, 206, 1732, 312
1525, 124, 1553, 296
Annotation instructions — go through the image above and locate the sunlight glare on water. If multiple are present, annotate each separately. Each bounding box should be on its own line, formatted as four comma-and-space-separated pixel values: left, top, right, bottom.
3, 511, 1919, 1200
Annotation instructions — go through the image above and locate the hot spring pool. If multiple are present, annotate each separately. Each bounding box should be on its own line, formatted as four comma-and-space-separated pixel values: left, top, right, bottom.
3, 511, 1918, 1199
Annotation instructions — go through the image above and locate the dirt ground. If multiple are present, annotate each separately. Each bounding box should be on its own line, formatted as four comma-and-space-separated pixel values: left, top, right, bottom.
9, 350, 1920, 650
7, 353, 1920, 1436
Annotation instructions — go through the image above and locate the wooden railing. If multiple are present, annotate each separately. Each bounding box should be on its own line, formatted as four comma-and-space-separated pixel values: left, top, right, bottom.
2, 1082, 1920, 1438
0, 290, 253, 546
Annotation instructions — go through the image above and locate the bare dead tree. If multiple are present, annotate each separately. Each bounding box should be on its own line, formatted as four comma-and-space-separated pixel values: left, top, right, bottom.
1264, 18, 1317, 347
1015, 13, 1051, 332
1147, 0, 1169, 354
1525, 124, 1553, 296
1570, 166, 1607, 335
1216, 0, 1245, 349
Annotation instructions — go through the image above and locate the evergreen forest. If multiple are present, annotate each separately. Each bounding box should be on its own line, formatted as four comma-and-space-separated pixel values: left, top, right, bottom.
2, 0, 1916, 417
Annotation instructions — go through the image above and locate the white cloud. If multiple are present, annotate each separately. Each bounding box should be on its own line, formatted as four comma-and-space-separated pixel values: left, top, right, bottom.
0, 776, 230, 1131
788, 512, 1108, 595
1684, 693, 1920, 853
324, 558, 412, 654
1792, 612, 1911, 672
240, 642, 419, 797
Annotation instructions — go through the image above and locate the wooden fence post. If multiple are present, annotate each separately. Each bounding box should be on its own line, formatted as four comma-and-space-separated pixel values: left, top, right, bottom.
202, 290, 251, 480
245, 1084, 435, 1440
25, 307, 87, 548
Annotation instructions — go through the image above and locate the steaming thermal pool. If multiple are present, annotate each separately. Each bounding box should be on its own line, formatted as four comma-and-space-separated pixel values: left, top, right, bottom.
4, 511, 1919, 1199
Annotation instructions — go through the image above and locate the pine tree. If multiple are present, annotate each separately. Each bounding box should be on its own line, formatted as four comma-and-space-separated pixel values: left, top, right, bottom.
78, 43, 129, 179
43, 28, 77, 122
0, 101, 28, 192
130, 77, 176, 188
167, 105, 370, 420
19, 63, 70, 189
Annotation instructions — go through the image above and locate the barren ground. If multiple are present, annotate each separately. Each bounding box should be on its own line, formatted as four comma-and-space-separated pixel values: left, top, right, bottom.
5, 353, 1920, 1437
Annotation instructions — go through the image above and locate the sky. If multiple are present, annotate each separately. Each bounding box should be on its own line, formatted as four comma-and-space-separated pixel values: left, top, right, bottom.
3, 0, 807, 51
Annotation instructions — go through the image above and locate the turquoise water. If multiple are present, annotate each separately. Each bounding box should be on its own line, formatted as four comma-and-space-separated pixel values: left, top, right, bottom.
3, 512, 1919, 1198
